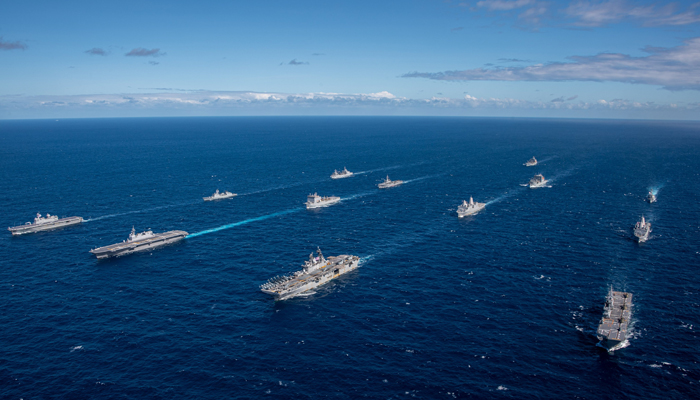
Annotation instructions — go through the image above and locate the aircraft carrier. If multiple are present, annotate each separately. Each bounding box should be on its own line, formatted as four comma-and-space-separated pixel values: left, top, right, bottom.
378, 175, 404, 189
90, 227, 188, 259
260, 248, 360, 300
457, 197, 486, 217
8, 213, 83, 236
597, 287, 633, 351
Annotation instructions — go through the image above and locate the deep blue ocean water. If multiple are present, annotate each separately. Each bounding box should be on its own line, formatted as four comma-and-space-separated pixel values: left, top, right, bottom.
1, 116, 699, 399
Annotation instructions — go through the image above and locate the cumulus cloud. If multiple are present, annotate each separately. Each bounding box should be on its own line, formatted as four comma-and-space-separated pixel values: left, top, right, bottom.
125, 48, 165, 57
288, 59, 309, 65
85, 47, 107, 56
0, 37, 27, 50
403, 37, 700, 91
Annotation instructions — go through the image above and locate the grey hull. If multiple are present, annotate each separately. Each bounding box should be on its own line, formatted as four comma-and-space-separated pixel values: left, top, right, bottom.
8, 216, 83, 236
90, 230, 188, 259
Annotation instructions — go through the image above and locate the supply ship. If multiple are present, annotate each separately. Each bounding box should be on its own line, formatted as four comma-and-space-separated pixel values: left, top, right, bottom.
647, 191, 657, 203
528, 174, 548, 188
203, 189, 237, 201
633, 216, 651, 243
378, 175, 404, 189
457, 197, 486, 217
8, 213, 83, 236
597, 287, 633, 351
331, 167, 354, 179
89, 227, 188, 259
306, 193, 341, 209
524, 157, 538, 167
260, 248, 360, 300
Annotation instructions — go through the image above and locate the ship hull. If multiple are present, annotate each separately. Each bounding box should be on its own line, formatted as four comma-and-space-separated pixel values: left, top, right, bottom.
306, 198, 341, 209
203, 194, 237, 201
525, 162, 537, 167
8, 217, 83, 236
90, 230, 188, 259
331, 173, 353, 179
378, 182, 403, 189
457, 204, 486, 217
262, 257, 360, 301
597, 336, 625, 351
529, 181, 548, 188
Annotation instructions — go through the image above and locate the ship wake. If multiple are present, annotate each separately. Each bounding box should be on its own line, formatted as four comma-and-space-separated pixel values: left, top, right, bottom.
186, 208, 302, 238
84, 201, 197, 222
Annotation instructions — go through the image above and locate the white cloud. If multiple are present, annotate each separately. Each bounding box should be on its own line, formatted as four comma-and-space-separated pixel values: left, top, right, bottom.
403, 37, 700, 91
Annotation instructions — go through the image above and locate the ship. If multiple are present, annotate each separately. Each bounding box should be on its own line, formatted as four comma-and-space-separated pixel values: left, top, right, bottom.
378, 175, 404, 189
528, 174, 548, 188
89, 227, 188, 259
306, 193, 341, 209
331, 167, 354, 179
633, 216, 651, 243
457, 197, 486, 217
260, 248, 360, 301
203, 189, 237, 201
524, 157, 538, 167
8, 213, 83, 236
596, 287, 633, 351
647, 191, 657, 203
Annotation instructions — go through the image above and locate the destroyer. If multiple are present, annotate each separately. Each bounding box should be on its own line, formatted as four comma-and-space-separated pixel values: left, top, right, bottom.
633, 216, 651, 243
331, 167, 354, 179
89, 227, 188, 259
528, 174, 548, 188
524, 157, 538, 167
597, 287, 633, 351
457, 197, 486, 217
260, 248, 360, 300
8, 213, 83, 236
647, 191, 657, 203
306, 193, 341, 209
378, 175, 404, 189
203, 189, 237, 201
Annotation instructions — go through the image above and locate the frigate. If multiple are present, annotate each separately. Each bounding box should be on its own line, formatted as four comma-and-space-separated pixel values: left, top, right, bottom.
597, 287, 633, 351
89, 227, 188, 259
378, 175, 404, 189
203, 189, 237, 201
524, 157, 538, 167
457, 197, 486, 217
305, 193, 341, 209
633, 216, 651, 243
331, 167, 354, 179
260, 248, 360, 301
528, 174, 548, 188
647, 191, 657, 203
8, 213, 83, 236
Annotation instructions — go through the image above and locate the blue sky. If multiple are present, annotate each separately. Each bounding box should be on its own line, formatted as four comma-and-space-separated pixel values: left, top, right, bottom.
2, 0, 699, 119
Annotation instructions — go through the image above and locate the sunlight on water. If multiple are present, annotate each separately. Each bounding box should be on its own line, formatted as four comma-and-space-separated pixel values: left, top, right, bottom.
186, 208, 302, 238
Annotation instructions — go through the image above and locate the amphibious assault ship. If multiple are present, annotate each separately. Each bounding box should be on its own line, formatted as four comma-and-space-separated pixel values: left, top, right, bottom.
524, 157, 538, 167
8, 213, 83, 236
331, 167, 354, 179
597, 287, 633, 351
89, 227, 188, 259
457, 197, 486, 217
647, 191, 657, 203
528, 174, 548, 188
306, 193, 341, 209
378, 175, 404, 189
203, 189, 237, 201
260, 248, 360, 300
633, 216, 651, 243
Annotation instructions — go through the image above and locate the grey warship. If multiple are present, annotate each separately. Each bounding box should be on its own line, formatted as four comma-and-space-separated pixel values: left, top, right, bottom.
331, 167, 354, 179
90, 227, 188, 259
457, 197, 486, 217
260, 248, 360, 301
8, 213, 83, 236
378, 175, 404, 189
647, 191, 657, 203
528, 174, 548, 188
524, 157, 538, 167
305, 193, 341, 209
633, 216, 651, 243
597, 287, 633, 351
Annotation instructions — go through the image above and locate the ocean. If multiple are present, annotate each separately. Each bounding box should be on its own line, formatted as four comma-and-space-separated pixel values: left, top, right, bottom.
1, 116, 699, 399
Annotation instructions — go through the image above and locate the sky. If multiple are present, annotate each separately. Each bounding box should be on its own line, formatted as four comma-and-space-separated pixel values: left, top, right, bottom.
1, 0, 700, 120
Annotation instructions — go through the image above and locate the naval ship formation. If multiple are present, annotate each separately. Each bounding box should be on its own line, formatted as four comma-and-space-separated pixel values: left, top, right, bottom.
8, 213, 83, 236
89, 227, 188, 259
331, 167, 354, 179
260, 248, 360, 301
203, 189, 237, 201
457, 197, 486, 217
597, 287, 633, 351
378, 175, 403, 189
633, 216, 651, 243
305, 193, 341, 209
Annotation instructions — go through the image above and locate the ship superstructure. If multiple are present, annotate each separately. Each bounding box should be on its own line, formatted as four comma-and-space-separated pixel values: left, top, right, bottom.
204, 189, 237, 201
597, 287, 633, 351
524, 157, 538, 167
633, 216, 651, 243
331, 167, 354, 179
528, 174, 548, 188
8, 213, 83, 236
457, 197, 486, 217
378, 175, 404, 189
647, 191, 657, 203
260, 248, 360, 300
305, 193, 341, 209
89, 227, 188, 259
